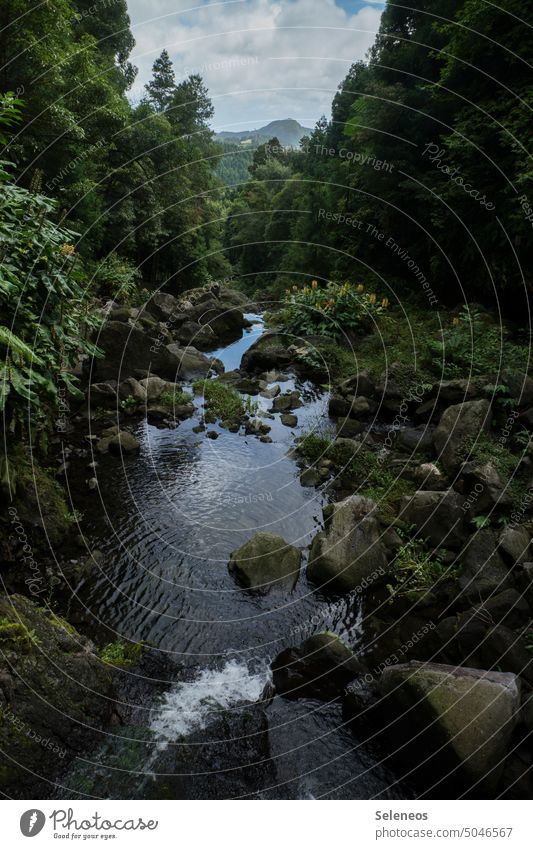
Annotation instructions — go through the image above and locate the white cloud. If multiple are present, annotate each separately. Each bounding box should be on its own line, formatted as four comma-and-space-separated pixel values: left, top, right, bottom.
126, 0, 383, 130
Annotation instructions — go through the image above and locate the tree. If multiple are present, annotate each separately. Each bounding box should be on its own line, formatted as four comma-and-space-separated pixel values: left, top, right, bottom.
144, 50, 176, 112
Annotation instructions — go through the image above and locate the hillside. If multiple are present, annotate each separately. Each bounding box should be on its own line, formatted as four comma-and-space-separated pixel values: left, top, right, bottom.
216, 118, 312, 148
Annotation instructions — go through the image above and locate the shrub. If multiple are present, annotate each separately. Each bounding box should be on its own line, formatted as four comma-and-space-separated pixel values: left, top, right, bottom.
281, 280, 388, 338
192, 379, 255, 422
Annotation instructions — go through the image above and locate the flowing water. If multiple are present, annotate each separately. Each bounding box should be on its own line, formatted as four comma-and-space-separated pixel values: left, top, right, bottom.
57, 315, 410, 800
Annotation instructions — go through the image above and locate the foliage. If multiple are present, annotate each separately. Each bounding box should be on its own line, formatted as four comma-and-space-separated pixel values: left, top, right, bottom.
0, 109, 102, 437
89, 253, 142, 302
159, 389, 193, 408
0, 618, 41, 651
99, 640, 142, 667
387, 535, 452, 599
119, 395, 140, 413
281, 280, 388, 339
424, 306, 529, 378
192, 378, 252, 423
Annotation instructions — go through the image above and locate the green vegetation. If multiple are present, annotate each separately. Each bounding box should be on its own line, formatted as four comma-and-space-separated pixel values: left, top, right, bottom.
0, 618, 40, 652
120, 395, 140, 413
192, 379, 255, 423
281, 280, 388, 339
298, 430, 412, 514
387, 535, 453, 599
99, 641, 142, 668
159, 389, 194, 408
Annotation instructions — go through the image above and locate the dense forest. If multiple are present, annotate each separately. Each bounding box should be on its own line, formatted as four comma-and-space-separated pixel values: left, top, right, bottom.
227, 0, 532, 307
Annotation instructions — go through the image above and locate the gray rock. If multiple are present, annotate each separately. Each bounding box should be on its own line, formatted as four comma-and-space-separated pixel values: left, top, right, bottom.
460, 460, 512, 516
88, 382, 117, 408
329, 394, 351, 418
458, 528, 510, 598
307, 495, 388, 593
206, 430, 219, 440
437, 378, 483, 404
260, 384, 281, 399
281, 413, 298, 428
108, 431, 140, 455
395, 425, 434, 455
300, 468, 321, 487
272, 391, 302, 412
412, 462, 447, 490
117, 377, 147, 402
148, 291, 181, 322
139, 376, 174, 401
399, 490, 466, 549
499, 525, 531, 566
228, 532, 301, 593
380, 661, 521, 792
176, 320, 215, 348
271, 633, 364, 699
433, 399, 491, 472
337, 370, 375, 399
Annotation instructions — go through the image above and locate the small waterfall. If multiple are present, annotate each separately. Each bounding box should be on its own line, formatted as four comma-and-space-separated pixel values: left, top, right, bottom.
149, 659, 268, 750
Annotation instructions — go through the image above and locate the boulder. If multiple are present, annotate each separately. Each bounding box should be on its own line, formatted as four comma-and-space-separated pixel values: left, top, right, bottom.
0, 594, 114, 796
381, 661, 521, 792
433, 399, 491, 472
88, 381, 117, 408
337, 370, 375, 399
147, 291, 181, 322
499, 525, 531, 566
300, 468, 321, 487
395, 425, 434, 455
158, 343, 222, 381
175, 320, 215, 349
399, 490, 466, 549
240, 332, 293, 372
328, 394, 350, 418
500, 369, 533, 409
108, 431, 140, 456
271, 633, 364, 700
307, 495, 388, 593
117, 377, 147, 402
228, 532, 301, 593
437, 378, 483, 405
281, 413, 298, 428
459, 460, 512, 516
458, 529, 510, 598
139, 376, 177, 401
412, 462, 447, 490
272, 391, 302, 412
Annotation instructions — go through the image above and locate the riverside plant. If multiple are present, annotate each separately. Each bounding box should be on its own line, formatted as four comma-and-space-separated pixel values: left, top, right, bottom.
281, 280, 388, 339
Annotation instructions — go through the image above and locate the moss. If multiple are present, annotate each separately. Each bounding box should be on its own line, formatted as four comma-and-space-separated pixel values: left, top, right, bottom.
0, 618, 41, 652
99, 640, 143, 668
47, 611, 79, 637
159, 389, 194, 408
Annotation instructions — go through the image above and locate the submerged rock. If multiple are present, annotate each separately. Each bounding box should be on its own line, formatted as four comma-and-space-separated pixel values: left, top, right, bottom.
228, 532, 301, 593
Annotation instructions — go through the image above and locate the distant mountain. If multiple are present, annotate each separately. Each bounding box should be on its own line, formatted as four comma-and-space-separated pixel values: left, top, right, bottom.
216, 118, 312, 149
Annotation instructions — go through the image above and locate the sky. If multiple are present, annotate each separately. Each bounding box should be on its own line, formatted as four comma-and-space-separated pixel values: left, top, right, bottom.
125, 0, 385, 132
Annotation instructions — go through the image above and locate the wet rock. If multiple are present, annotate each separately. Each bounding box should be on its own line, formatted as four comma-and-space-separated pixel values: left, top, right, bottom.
336, 418, 364, 438
244, 418, 271, 436
381, 661, 521, 792
281, 413, 298, 427
259, 435, 273, 443
329, 394, 350, 417
260, 384, 281, 399
271, 391, 302, 412
241, 332, 293, 372
458, 529, 511, 598
307, 495, 388, 593
399, 490, 466, 549
433, 399, 491, 472
271, 633, 364, 700
300, 468, 321, 487
159, 343, 222, 381
206, 430, 219, 440
228, 532, 301, 593
235, 377, 265, 395
108, 431, 140, 455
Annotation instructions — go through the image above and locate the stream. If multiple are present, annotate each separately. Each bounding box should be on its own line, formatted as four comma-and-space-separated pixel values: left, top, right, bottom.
56, 315, 411, 800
